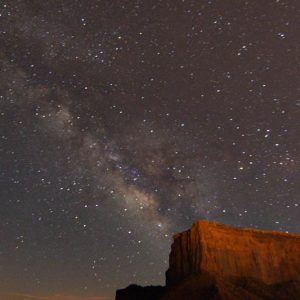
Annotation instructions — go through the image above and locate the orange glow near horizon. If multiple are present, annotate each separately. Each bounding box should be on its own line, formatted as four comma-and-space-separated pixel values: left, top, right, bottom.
0, 293, 109, 300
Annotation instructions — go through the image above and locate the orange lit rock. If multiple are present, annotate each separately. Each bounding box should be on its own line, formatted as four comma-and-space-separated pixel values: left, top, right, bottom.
166, 220, 300, 286
116, 220, 300, 300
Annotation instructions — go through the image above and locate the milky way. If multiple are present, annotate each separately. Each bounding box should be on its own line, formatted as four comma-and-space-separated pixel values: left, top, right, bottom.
0, 1, 299, 299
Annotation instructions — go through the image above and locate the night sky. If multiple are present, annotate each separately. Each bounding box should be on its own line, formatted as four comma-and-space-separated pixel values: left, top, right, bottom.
0, 1, 299, 299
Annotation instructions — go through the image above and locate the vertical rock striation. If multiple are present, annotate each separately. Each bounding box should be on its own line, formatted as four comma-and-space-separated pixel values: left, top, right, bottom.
166, 220, 300, 286
116, 220, 300, 300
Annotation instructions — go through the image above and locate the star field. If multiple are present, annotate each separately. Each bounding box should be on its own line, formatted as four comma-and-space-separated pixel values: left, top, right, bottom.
0, 1, 299, 300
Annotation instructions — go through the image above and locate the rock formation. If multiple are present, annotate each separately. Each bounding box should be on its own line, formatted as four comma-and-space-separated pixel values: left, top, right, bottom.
115, 284, 165, 300
116, 220, 300, 300
166, 220, 300, 285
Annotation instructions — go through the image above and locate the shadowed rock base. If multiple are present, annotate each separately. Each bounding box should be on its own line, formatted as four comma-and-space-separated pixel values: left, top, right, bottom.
115, 220, 300, 300
161, 274, 300, 300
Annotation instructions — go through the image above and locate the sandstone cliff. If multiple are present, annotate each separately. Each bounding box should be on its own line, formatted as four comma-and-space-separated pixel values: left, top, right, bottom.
116, 220, 300, 300
166, 220, 300, 286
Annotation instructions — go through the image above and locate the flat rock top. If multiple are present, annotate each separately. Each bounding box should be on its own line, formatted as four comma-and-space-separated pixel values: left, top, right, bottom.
173, 220, 300, 240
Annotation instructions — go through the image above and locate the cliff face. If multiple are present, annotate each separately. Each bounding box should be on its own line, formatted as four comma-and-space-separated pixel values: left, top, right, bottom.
116, 220, 300, 300
166, 220, 300, 286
